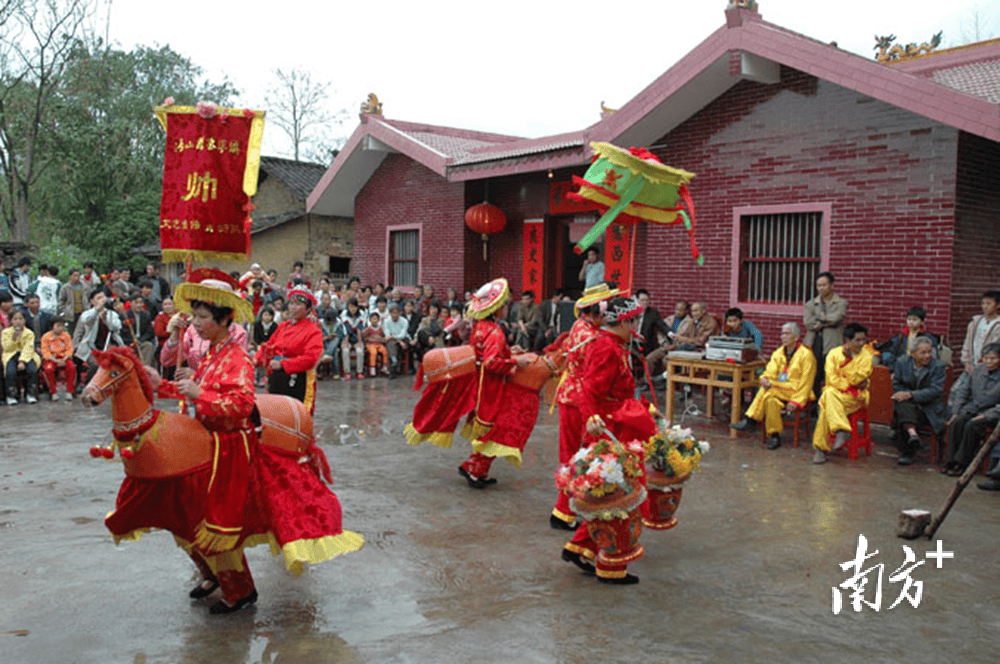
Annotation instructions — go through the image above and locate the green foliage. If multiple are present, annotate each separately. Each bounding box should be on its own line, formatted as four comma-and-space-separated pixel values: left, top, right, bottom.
32, 234, 89, 276
39, 40, 239, 268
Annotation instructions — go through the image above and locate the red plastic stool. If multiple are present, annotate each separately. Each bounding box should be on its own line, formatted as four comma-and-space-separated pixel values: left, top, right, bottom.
844, 407, 873, 460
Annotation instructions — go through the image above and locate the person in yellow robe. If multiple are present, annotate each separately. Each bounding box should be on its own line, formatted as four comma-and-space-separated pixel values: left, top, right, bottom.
732, 322, 816, 449
812, 323, 873, 463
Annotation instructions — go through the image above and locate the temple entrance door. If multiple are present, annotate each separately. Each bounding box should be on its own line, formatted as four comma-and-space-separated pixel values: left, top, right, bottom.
545, 214, 602, 298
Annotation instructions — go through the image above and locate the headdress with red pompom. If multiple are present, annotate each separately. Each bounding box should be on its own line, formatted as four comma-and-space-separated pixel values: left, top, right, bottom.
287, 287, 317, 308
603, 297, 643, 325
466, 278, 510, 320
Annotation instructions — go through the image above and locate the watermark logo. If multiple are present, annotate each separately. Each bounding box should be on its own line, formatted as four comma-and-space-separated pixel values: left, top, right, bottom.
832, 535, 953, 614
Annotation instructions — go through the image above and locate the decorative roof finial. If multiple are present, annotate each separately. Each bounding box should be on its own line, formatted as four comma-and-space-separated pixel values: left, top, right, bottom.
360, 93, 383, 116
874, 31, 943, 63
731, 0, 759, 12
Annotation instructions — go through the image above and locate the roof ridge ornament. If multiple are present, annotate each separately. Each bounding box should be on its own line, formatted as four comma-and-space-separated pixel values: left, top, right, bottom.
874, 31, 943, 63
730, 0, 759, 12
360, 93, 383, 116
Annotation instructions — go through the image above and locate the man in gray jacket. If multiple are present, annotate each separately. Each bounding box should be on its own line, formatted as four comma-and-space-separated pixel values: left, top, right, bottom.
72, 290, 123, 388
891, 337, 947, 465
942, 342, 1000, 476
803, 271, 848, 394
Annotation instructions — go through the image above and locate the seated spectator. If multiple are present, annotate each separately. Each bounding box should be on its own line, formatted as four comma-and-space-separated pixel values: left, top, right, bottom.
445, 287, 462, 313
2, 310, 40, 404
942, 342, 1000, 476
316, 291, 337, 322
876, 306, 940, 371
515, 290, 541, 350
371, 295, 389, 322
126, 293, 156, 366
73, 291, 123, 388
381, 303, 412, 378
0, 292, 12, 328
951, 290, 1000, 409
362, 311, 390, 377
444, 304, 471, 347
416, 302, 446, 358
137, 280, 159, 318
723, 307, 763, 350
270, 296, 285, 323
40, 316, 75, 400
732, 322, 816, 449
811, 323, 873, 464
403, 299, 421, 348
670, 301, 718, 352
338, 297, 366, 380
421, 285, 437, 315
319, 309, 341, 381
891, 336, 947, 465
22, 295, 52, 350
286, 260, 311, 290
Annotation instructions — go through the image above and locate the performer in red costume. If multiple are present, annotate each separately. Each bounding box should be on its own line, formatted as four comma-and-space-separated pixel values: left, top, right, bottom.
561, 296, 657, 585
458, 278, 536, 488
550, 283, 619, 530
131, 273, 363, 613
255, 287, 324, 414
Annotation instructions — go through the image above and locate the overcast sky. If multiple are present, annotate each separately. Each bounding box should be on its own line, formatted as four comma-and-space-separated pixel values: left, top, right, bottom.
106, 0, 995, 160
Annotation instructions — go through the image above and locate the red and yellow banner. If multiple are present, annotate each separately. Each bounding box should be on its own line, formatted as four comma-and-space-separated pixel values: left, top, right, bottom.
549, 181, 599, 215
155, 105, 265, 262
522, 219, 544, 297
605, 222, 632, 294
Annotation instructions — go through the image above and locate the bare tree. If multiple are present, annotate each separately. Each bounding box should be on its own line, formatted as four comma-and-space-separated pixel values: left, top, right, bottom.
266, 68, 345, 162
0, 0, 91, 241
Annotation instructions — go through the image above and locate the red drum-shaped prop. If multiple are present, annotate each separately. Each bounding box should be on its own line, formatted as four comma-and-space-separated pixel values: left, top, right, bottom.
510, 353, 558, 392
464, 202, 507, 235
643, 468, 689, 530
421, 346, 477, 384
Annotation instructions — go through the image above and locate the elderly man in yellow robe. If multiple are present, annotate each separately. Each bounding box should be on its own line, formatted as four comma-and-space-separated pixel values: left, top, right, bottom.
732, 322, 816, 450
812, 322, 873, 464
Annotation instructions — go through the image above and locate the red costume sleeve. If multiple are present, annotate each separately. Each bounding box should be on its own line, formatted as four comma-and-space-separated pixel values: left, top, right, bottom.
481, 326, 517, 376
194, 348, 256, 421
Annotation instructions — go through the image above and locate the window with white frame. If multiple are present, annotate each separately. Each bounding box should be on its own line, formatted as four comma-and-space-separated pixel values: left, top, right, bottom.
389, 228, 419, 288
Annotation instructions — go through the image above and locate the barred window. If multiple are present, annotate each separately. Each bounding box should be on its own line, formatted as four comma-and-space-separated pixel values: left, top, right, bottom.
389, 229, 419, 288
738, 211, 823, 305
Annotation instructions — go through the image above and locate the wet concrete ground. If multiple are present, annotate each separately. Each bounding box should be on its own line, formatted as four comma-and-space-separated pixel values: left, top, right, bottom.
2, 378, 998, 663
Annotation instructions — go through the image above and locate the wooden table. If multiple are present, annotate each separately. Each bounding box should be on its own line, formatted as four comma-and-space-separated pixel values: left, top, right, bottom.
665, 356, 766, 437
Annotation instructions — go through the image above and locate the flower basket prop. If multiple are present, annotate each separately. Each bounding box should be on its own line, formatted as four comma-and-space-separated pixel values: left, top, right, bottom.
555, 432, 647, 567
643, 423, 710, 530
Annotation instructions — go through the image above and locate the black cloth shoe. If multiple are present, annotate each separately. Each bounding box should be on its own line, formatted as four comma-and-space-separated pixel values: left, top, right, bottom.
597, 573, 639, 585
897, 454, 916, 466
189, 579, 220, 599
550, 514, 576, 531
731, 418, 757, 432
458, 466, 496, 489
987, 460, 1000, 479
766, 434, 781, 450
976, 479, 1000, 491
209, 590, 258, 614
561, 549, 596, 575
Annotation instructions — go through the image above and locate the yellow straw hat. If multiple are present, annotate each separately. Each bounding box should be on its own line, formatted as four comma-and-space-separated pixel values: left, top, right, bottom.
173, 268, 254, 324
575, 282, 620, 315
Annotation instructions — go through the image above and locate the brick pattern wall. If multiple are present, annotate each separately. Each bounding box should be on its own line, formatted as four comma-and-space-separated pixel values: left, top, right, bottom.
636, 66, 961, 351
950, 132, 1000, 353
355, 154, 466, 293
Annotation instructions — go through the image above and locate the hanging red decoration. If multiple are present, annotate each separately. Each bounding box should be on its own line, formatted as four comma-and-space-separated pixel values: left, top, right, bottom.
465, 202, 507, 260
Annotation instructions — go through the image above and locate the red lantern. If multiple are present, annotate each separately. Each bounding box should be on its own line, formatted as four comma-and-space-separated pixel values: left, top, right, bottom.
465, 202, 507, 260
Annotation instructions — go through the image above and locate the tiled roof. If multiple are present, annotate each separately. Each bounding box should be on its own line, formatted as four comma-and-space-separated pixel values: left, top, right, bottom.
259, 156, 328, 200
452, 139, 585, 165
405, 131, 503, 159
251, 210, 301, 234
928, 58, 1000, 103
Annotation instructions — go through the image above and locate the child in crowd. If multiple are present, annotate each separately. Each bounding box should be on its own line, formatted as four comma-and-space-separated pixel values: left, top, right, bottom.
362, 311, 390, 376
40, 317, 75, 400
875, 306, 940, 371
321, 310, 342, 380
444, 304, 470, 346
338, 298, 366, 380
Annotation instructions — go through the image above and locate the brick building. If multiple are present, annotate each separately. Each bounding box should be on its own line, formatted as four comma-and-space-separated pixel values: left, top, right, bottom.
308, 4, 1000, 351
